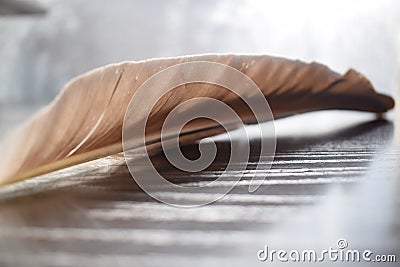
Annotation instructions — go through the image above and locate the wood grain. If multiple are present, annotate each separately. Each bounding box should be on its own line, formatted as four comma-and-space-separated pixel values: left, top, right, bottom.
0, 111, 399, 267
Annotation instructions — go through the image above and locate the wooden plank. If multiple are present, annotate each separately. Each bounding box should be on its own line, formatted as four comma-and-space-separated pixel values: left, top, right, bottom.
0, 111, 398, 266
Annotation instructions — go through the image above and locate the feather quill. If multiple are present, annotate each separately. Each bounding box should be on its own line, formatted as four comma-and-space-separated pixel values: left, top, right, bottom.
0, 54, 394, 186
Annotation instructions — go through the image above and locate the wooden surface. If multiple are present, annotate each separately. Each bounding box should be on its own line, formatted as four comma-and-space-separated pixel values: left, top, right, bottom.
0, 110, 399, 266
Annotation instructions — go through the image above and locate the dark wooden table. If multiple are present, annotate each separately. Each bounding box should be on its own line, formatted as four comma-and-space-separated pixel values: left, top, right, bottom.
0, 110, 399, 267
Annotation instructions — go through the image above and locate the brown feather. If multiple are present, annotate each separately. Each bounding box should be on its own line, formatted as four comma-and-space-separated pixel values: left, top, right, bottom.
0, 54, 394, 185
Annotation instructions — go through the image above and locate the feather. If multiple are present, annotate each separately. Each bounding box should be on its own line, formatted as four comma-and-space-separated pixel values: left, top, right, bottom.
0, 54, 394, 186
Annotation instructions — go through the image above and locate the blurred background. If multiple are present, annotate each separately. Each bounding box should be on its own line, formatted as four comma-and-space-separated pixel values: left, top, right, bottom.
0, 0, 399, 107
0, 1, 399, 266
